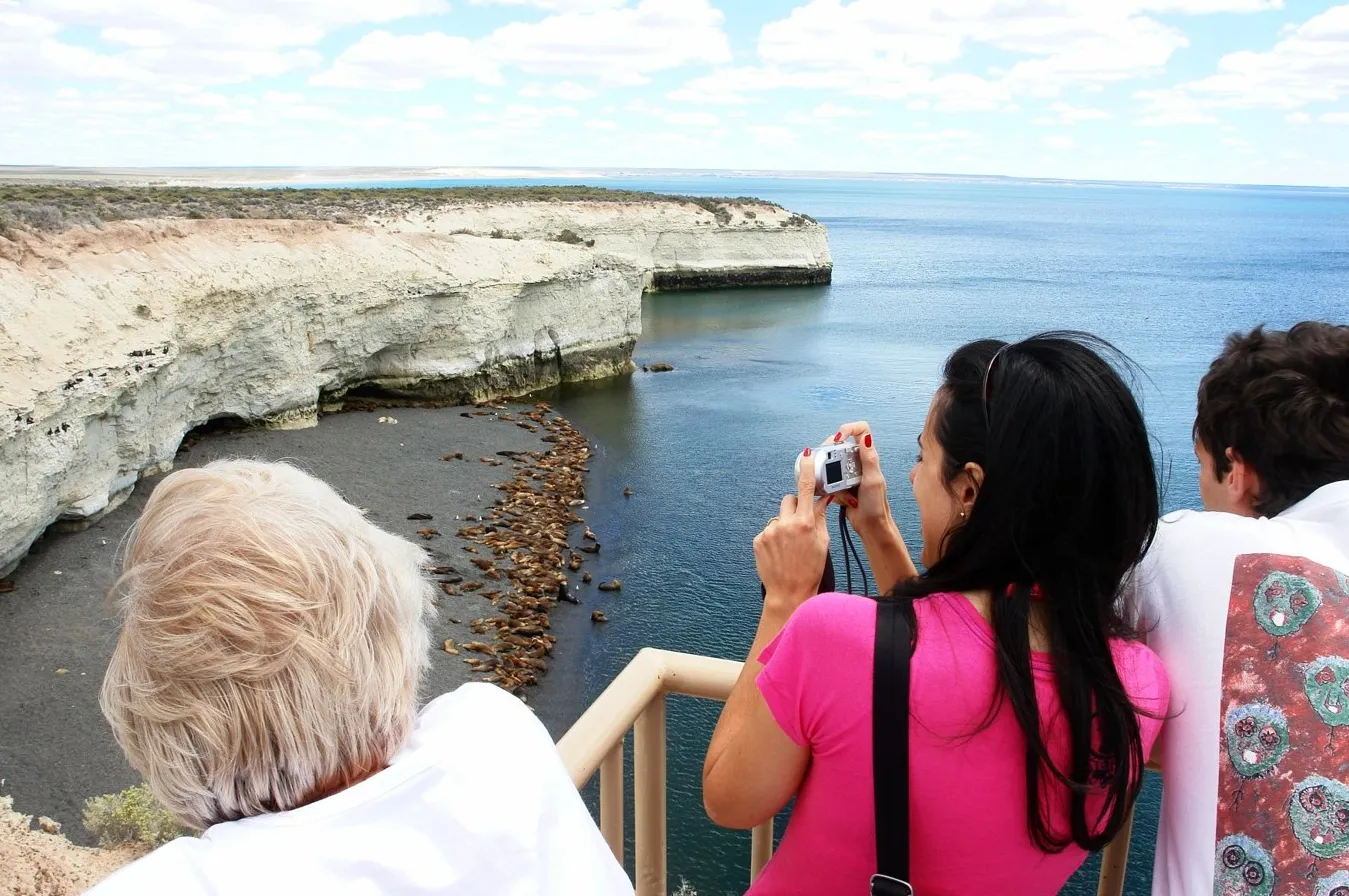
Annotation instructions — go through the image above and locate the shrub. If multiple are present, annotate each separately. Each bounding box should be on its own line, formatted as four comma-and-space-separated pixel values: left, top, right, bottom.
553, 228, 586, 245
83, 783, 193, 848
0, 184, 785, 235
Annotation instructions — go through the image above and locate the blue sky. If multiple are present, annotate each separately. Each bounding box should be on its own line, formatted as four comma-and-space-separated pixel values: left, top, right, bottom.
2, 0, 1348, 186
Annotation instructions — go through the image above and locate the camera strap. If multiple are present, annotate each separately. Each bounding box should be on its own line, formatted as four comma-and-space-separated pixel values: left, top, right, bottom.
838, 509, 870, 597
871, 598, 914, 896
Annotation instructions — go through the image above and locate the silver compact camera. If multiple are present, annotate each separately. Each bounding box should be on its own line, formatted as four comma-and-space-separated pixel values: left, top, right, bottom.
796, 436, 863, 497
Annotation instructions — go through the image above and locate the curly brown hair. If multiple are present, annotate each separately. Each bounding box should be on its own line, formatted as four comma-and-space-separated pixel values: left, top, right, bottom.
1194, 321, 1349, 517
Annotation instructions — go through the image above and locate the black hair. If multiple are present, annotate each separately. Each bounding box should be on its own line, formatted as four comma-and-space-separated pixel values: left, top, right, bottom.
888, 331, 1159, 853
1195, 321, 1349, 517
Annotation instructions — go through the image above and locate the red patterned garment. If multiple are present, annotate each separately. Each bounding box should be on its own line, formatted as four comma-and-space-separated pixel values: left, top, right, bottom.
1216, 555, 1349, 896
1124, 482, 1349, 896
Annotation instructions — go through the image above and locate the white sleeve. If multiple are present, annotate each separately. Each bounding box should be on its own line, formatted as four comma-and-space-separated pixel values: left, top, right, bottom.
1121, 511, 1191, 637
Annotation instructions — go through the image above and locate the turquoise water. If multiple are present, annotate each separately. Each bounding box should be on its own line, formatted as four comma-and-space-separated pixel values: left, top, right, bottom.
378, 175, 1348, 894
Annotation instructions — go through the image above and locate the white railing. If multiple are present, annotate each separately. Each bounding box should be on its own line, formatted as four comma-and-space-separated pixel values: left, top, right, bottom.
556, 647, 1137, 896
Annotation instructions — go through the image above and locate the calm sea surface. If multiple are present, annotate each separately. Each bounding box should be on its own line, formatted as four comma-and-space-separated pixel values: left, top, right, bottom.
343, 175, 1349, 894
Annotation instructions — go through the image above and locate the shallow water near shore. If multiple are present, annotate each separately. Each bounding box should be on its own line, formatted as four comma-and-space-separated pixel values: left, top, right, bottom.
514, 175, 1349, 895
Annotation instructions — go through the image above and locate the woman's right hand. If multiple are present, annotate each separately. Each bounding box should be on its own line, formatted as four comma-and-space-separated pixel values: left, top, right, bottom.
832, 421, 919, 590
831, 421, 894, 538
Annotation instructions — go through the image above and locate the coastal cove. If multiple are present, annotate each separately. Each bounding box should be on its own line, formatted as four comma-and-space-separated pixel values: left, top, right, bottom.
0, 186, 831, 578
1, 174, 1346, 895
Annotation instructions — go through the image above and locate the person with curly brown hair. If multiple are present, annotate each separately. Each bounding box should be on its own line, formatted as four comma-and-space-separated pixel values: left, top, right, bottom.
1127, 321, 1349, 896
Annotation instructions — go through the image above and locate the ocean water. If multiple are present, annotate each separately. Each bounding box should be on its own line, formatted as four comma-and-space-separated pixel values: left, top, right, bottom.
361, 175, 1348, 894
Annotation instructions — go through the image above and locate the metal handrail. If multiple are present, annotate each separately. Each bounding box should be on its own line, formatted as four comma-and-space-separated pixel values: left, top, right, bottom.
555, 647, 1139, 896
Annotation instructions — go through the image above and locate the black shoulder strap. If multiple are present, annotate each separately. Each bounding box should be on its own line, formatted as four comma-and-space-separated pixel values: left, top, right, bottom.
872, 600, 914, 896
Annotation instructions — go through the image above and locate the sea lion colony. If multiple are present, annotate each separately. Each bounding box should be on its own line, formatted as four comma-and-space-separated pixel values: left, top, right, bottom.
432, 403, 611, 696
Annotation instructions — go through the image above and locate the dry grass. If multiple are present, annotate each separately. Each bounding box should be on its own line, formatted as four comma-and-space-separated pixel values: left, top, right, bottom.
0, 184, 803, 239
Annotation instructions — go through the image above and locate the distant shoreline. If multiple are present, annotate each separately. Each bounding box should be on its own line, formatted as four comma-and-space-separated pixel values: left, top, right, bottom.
2, 165, 1346, 193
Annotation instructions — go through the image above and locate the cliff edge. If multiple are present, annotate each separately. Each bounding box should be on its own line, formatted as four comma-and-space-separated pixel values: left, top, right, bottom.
0, 188, 832, 575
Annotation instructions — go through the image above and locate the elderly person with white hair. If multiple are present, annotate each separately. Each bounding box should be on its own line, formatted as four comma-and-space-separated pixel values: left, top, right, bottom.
90, 459, 632, 896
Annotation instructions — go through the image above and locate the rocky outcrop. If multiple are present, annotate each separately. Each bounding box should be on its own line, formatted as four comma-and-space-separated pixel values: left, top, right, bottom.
0, 794, 143, 895
0, 199, 832, 575
405, 201, 832, 292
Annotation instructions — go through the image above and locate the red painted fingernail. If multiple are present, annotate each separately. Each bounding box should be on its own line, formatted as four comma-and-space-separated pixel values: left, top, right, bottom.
864, 434, 873, 448
833, 432, 842, 442
803, 447, 812, 457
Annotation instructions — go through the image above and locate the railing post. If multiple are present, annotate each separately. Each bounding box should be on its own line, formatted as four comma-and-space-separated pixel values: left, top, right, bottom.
750, 820, 774, 883
1097, 804, 1135, 896
600, 741, 625, 864
634, 695, 667, 896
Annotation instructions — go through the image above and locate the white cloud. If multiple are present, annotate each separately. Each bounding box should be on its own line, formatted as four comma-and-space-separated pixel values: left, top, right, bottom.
859, 128, 979, 144
99, 27, 174, 48
661, 110, 718, 126
27, 0, 449, 47
1042, 134, 1077, 149
1137, 139, 1164, 148
586, 119, 619, 129
1134, 0, 1281, 9
786, 102, 871, 124
519, 81, 598, 100
470, 0, 627, 9
407, 104, 447, 119
313, 0, 729, 90
470, 103, 580, 134
669, 0, 1276, 111
1138, 5, 1349, 117
1133, 88, 1221, 125
1, 0, 447, 89
813, 103, 869, 118
624, 99, 718, 127
665, 83, 751, 104
924, 73, 1011, 111
311, 31, 499, 90
1323, 112, 1349, 123
484, 0, 729, 84
747, 124, 795, 142
1287, 111, 1312, 123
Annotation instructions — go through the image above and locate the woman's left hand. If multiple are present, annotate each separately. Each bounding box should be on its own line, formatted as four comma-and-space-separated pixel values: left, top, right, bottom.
754, 447, 833, 614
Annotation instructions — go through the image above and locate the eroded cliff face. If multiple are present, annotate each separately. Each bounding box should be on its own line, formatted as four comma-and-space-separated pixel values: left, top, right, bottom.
0, 200, 832, 574
398, 200, 833, 290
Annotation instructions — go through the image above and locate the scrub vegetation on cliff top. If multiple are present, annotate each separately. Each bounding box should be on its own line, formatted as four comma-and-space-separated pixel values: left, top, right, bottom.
0, 184, 811, 239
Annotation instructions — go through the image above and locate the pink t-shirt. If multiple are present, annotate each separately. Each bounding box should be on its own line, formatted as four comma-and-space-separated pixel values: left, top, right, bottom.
751, 591, 1168, 896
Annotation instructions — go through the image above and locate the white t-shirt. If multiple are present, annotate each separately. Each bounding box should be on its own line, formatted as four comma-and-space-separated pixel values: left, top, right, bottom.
89, 682, 633, 896
1127, 481, 1349, 896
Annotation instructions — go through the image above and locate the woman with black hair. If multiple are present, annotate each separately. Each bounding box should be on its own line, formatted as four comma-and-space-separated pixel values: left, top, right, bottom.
703, 333, 1170, 895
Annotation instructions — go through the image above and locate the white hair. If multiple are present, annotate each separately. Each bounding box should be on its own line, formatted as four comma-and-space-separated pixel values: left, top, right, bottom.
100, 459, 433, 830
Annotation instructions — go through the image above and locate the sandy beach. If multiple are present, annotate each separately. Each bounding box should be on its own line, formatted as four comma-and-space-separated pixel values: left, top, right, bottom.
0, 400, 608, 889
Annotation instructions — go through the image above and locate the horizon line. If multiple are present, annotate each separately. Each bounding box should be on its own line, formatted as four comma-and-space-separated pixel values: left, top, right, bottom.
2, 164, 1347, 193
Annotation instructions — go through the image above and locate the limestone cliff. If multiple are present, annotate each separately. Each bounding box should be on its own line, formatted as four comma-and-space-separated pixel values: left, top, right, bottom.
0, 198, 832, 574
